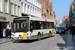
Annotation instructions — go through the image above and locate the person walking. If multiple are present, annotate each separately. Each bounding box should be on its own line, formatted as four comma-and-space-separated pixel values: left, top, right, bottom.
5, 28, 9, 38
3, 27, 6, 38
71, 26, 75, 40
8, 29, 11, 38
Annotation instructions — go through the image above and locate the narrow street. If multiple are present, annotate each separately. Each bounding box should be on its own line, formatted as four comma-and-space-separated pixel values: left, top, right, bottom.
0, 0, 75, 50
0, 32, 67, 50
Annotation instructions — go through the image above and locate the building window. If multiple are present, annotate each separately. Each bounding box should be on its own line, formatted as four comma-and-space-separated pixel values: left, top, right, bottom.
35, 9, 36, 15
10, 3, 13, 15
18, 6, 20, 16
21, 2, 23, 12
29, 6, 31, 14
50, 13, 51, 15
25, 4, 26, 13
31, 0, 32, 3
14, 5, 17, 15
33, 8, 34, 15
4, 0, 7, 13
28, 5, 29, 14
0, 0, 1, 11
25, 0, 27, 1
47, 10, 48, 13
30, 7, 32, 15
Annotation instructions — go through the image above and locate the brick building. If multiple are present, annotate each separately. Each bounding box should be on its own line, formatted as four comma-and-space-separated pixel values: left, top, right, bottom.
69, 1, 74, 25
63, 16, 69, 27
53, 11, 56, 26
56, 20, 59, 27
49, 2, 54, 19
41, 0, 54, 20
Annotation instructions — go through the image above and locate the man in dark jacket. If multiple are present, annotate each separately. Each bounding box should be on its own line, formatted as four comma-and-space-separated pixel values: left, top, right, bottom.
8, 29, 11, 38
5, 28, 9, 38
71, 26, 75, 39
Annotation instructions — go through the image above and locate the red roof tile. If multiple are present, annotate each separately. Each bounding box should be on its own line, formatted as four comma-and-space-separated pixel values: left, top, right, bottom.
63, 16, 69, 19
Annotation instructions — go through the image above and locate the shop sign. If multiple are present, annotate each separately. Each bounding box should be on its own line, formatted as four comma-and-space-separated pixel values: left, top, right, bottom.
0, 17, 6, 21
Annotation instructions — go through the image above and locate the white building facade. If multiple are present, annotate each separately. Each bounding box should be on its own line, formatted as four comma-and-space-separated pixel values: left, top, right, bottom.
0, 0, 21, 38
21, 0, 41, 18
59, 19, 63, 24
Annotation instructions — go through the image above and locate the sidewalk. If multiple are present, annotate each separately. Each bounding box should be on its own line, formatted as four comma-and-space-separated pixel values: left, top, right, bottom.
0, 38, 11, 44
65, 31, 74, 50
73, 36, 75, 50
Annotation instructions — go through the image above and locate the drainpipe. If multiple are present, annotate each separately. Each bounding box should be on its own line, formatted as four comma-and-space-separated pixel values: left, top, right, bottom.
74, 0, 75, 9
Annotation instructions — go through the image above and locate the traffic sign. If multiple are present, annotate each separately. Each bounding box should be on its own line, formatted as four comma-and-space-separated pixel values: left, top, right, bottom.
72, 10, 75, 14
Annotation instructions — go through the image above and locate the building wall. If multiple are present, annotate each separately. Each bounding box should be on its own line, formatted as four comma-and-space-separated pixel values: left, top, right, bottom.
56, 20, 59, 27
59, 19, 63, 24
0, 0, 21, 28
49, 3, 54, 19
0, 0, 21, 17
0, 0, 21, 37
21, 0, 41, 18
41, 0, 49, 19
69, 1, 74, 25
53, 12, 56, 26
62, 16, 69, 27
42, 0, 49, 10
41, 2, 47, 18
10, 0, 21, 16
41, 0, 54, 20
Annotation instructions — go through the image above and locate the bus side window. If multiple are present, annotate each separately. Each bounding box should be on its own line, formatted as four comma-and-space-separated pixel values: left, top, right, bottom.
30, 26, 33, 31
30, 22, 33, 31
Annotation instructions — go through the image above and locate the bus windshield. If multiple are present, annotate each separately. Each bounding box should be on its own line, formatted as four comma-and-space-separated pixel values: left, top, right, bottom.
13, 20, 29, 32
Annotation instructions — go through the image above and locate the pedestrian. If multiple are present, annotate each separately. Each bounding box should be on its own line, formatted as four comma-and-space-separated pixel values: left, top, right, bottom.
73, 28, 75, 40
70, 26, 73, 34
8, 29, 11, 38
5, 28, 9, 38
71, 26, 75, 40
3, 27, 6, 38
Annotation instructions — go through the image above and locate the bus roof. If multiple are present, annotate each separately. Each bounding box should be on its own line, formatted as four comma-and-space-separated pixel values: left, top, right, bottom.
30, 17, 54, 22
14, 16, 54, 22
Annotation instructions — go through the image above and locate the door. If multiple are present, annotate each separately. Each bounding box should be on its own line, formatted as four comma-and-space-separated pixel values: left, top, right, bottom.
0, 22, 7, 38
0, 22, 3, 38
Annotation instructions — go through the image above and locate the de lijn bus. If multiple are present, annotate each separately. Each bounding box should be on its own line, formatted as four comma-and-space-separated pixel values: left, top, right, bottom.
11, 16, 55, 41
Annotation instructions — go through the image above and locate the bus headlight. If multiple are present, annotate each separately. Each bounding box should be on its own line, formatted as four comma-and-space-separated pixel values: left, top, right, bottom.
27, 33, 29, 35
12, 34, 14, 36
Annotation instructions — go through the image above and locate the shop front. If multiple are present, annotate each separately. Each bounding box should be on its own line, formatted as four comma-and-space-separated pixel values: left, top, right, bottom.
0, 17, 8, 38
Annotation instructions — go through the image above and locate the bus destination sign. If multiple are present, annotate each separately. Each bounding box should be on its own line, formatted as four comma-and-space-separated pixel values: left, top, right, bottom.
14, 17, 29, 21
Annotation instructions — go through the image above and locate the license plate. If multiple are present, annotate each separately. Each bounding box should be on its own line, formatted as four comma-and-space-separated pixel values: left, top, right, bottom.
19, 37, 22, 39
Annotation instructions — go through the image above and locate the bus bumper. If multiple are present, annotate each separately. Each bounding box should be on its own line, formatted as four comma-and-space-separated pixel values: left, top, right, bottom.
11, 35, 37, 40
